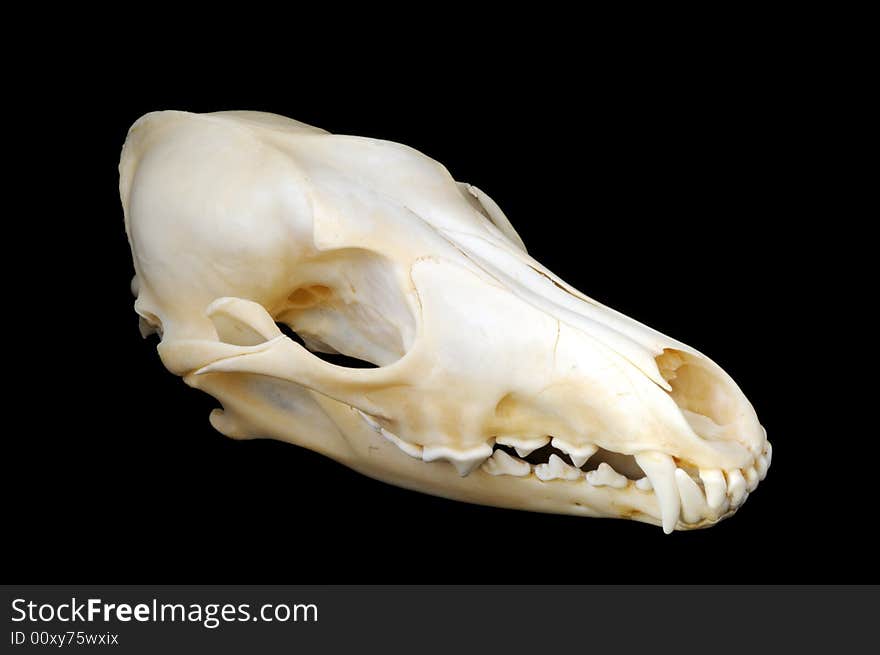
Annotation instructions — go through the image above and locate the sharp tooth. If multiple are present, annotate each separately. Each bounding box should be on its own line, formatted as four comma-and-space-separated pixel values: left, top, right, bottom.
635, 452, 680, 534
422, 444, 494, 477
635, 477, 653, 491
535, 454, 582, 481
496, 435, 550, 458
699, 469, 727, 513
675, 469, 709, 524
481, 450, 531, 477
585, 462, 628, 488
744, 466, 759, 491
380, 428, 423, 459
550, 438, 598, 468
726, 469, 747, 507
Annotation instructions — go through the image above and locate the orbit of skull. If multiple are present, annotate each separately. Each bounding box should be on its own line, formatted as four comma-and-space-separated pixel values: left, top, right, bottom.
120, 110, 770, 532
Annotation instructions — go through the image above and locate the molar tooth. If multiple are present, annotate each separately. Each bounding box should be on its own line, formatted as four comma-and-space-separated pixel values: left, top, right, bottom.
422, 444, 494, 477
675, 469, 709, 524
550, 438, 598, 468
699, 469, 727, 514
585, 462, 628, 489
481, 450, 530, 477
726, 469, 747, 507
635, 477, 653, 491
744, 466, 759, 492
535, 454, 582, 481
635, 452, 680, 534
496, 435, 550, 458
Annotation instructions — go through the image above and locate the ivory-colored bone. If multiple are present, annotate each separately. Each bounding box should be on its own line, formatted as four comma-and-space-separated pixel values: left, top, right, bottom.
120, 110, 770, 531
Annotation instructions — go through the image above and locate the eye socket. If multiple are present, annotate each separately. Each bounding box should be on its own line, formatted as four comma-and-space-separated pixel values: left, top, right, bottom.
274, 321, 378, 369
273, 249, 417, 368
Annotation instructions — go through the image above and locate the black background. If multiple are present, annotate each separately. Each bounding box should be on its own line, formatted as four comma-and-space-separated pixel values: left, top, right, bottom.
8, 34, 863, 583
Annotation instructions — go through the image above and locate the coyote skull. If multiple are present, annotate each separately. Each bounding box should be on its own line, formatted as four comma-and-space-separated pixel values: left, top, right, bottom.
120, 110, 770, 532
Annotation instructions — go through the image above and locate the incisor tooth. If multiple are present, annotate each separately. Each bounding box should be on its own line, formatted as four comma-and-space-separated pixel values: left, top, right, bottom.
635, 452, 680, 534
699, 469, 727, 513
744, 466, 759, 492
550, 438, 598, 468
496, 435, 550, 458
757, 442, 772, 480
422, 443, 494, 477
535, 454, 582, 481
726, 469, 747, 507
675, 469, 708, 524
481, 450, 531, 477
635, 477, 653, 491
585, 462, 627, 488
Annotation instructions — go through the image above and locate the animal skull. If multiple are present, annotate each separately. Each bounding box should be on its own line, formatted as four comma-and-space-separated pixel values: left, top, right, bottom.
120, 110, 770, 532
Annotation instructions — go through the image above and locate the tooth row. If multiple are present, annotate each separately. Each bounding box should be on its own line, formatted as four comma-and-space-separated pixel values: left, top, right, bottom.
358, 411, 772, 532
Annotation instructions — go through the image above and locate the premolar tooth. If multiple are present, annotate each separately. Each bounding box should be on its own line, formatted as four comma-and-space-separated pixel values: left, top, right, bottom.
675, 469, 709, 524
699, 469, 727, 514
635, 452, 680, 534
726, 469, 747, 507
744, 466, 759, 491
550, 438, 598, 468
481, 450, 530, 477
585, 462, 628, 489
496, 435, 550, 458
422, 444, 494, 477
535, 454, 582, 481
635, 477, 653, 491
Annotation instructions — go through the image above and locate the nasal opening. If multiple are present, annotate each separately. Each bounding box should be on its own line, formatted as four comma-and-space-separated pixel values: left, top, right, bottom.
655, 349, 739, 441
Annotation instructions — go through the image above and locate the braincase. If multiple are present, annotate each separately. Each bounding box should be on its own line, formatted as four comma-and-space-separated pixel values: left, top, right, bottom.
207, 111, 526, 253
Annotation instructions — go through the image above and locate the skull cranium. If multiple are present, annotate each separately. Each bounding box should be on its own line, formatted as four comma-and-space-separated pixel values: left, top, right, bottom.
120, 110, 770, 532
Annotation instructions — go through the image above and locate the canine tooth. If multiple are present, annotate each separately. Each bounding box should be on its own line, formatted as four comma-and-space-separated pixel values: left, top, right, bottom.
635, 452, 680, 534
635, 477, 653, 491
744, 466, 759, 491
726, 469, 747, 507
380, 428, 423, 459
550, 438, 598, 467
481, 450, 531, 477
535, 454, 582, 481
699, 469, 727, 513
675, 469, 708, 524
585, 462, 628, 488
496, 435, 550, 458
422, 444, 494, 477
